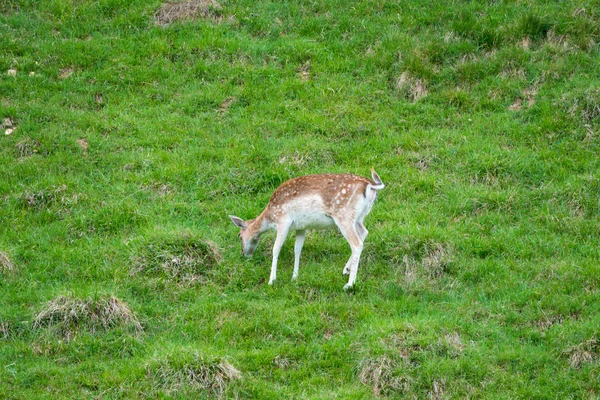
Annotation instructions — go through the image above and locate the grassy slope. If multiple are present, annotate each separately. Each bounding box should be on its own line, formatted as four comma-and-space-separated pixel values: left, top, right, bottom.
1, 0, 599, 398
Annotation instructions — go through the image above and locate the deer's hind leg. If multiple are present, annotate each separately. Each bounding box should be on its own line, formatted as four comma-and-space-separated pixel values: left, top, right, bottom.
292, 229, 306, 281
333, 217, 364, 290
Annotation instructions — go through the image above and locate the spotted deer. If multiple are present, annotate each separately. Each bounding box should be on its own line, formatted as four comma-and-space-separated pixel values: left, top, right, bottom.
229, 169, 384, 290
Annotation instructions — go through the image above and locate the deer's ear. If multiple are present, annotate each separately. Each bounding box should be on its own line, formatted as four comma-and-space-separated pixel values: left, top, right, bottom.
229, 215, 247, 229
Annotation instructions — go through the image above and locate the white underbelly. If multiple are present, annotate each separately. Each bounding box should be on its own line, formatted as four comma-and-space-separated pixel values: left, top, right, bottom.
290, 212, 336, 230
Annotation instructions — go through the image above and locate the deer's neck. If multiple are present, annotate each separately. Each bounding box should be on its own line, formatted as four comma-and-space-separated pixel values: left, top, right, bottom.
248, 210, 272, 238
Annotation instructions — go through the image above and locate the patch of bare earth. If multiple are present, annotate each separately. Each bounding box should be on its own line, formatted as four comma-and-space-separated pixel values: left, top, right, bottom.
155, 0, 223, 26
33, 295, 142, 340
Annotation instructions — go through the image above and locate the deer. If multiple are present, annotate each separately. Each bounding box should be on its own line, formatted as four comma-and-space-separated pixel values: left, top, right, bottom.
229, 169, 384, 290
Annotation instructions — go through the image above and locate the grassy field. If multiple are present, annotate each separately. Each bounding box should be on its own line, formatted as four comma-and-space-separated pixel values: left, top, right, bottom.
1, 0, 599, 398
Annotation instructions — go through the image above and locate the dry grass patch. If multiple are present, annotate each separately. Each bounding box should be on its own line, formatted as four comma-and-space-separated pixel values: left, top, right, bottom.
3, 116, 16, 135
564, 87, 600, 126
564, 338, 599, 369
389, 239, 454, 285
279, 150, 308, 167
218, 96, 236, 113
58, 67, 73, 79
273, 355, 293, 369
422, 242, 454, 278
33, 295, 142, 340
443, 332, 465, 354
430, 379, 447, 400
297, 60, 312, 81
18, 184, 68, 209
147, 351, 241, 397
0, 251, 15, 274
394, 71, 428, 102
14, 138, 41, 157
132, 231, 222, 284
358, 355, 411, 397
0, 321, 13, 340
140, 181, 175, 197
155, 0, 223, 26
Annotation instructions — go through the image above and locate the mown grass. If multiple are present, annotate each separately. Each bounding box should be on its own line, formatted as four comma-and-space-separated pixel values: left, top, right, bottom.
1, 0, 599, 398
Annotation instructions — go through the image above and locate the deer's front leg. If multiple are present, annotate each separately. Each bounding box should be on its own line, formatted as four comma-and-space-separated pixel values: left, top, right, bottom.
269, 223, 291, 285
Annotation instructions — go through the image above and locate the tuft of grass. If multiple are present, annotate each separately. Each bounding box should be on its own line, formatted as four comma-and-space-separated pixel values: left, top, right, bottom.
17, 185, 68, 210
388, 239, 454, 284
430, 379, 447, 400
14, 138, 41, 158
0, 251, 14, 274
0, 321, 12, 340
564, 338, 599, 369
132, 231, 222, 284
516, 13, 553, 41
394, 72, 428, 102
358, 355, 411, 397
147, 351, 241, 397
422, 242, 454, 278
154, 0, 223, 26
33, 295, 142, 341
563, 87, 600, 126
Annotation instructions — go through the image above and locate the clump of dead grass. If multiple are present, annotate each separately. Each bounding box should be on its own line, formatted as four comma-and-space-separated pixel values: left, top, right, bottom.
155, 0, 223, 26
398, 240, 454, 281
132, 231, 222, 284
33, 295, 142, 340
422, 242, 454, 278
14, 138, 41, 157
358, 355, 411, 397
0, 251, 15, 274
147, 351, 241, 397
394, 71, 428, 102
443, 332, 465, 355
297, 60, 312, 81
0, 321, 13, 340
429, 379, 447, 400
18, 184, 68, 209
564, 87, 600, 126
564, 338, 599, 369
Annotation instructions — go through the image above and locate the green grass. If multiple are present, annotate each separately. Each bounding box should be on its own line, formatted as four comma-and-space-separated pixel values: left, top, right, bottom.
1, 0, 600, 398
